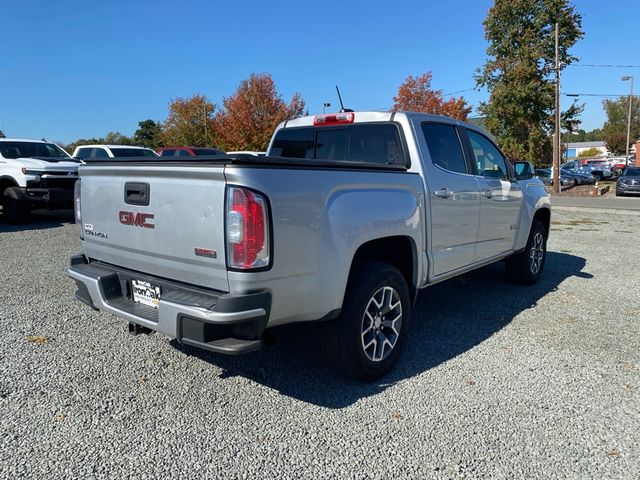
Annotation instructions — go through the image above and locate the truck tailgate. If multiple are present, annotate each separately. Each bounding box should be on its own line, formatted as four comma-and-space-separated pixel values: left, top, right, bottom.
79, 164, 228, 292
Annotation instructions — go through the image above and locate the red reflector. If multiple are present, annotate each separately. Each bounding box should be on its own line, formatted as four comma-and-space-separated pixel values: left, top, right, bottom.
231, 188, 265, 268
313, 112, 355, 126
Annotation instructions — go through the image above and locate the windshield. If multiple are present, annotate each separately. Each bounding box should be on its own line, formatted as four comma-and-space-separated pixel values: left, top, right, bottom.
623, 167, 640, 176
111, 148, 157, 158
0, 141, 73, 161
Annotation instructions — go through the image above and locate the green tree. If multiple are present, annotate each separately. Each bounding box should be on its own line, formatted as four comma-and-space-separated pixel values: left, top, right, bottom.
577, 147, 602, 157
134, 119, 163, 148
602, 96, 640, 155
476, 0, 583, 164
103, 131, 133, 145
564, 128, 603, 143
161, 95, 216, 147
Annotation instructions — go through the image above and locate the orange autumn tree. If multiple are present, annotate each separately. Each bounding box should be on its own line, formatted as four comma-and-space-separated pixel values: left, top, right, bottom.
392, 72, 471, 121
214, 73, 305, 151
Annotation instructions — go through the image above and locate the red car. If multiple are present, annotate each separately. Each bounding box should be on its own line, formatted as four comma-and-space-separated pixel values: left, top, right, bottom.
157, 146, 226, 157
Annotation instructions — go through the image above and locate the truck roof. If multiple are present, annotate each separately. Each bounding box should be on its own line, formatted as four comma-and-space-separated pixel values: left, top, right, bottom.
0, 138, 51, 143
278, 110, 483, 131
75, 144, 151, 149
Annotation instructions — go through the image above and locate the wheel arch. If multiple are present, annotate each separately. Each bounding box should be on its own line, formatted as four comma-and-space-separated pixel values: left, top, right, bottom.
0, 176, 19, 196
348, 235, 418, 303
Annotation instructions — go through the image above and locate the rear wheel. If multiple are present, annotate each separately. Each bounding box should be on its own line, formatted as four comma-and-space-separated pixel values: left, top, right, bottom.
324, 261, 411, 381
506, 219, 547, 285
2, 193, 30, 224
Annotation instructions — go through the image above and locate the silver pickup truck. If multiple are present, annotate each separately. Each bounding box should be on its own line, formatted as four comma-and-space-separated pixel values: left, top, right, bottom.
68, 111, 550, 380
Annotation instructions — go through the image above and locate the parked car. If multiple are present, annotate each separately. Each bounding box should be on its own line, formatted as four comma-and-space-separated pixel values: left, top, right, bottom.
73, 145, 158, 160
535, 168, 575, 187
561, 168, 595, 185
68, 111, 551, 381
563, 160, 612, 180
157, 147, 226, 157
616, 167, 640, 196
0, 138, 79, 223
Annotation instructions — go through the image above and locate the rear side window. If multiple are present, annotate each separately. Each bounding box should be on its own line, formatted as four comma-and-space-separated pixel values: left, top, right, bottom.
91, 148, 109, 158
111, 148, 156, 157
421, 123, 467, 174
270, 128, 315, 159
271, 124, 405, 165
159, 149, 176, 157
75, 148, 92, 159
177, 149, 193, 156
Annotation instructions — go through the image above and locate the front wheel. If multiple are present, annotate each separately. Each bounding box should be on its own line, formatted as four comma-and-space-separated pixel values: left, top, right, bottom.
2, 194, 30, 224
324, 261, 411, 381
506, 219, 547, 285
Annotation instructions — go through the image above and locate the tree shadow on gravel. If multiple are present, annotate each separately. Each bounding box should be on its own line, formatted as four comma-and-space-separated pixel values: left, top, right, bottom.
171, 252, 591, 409
0, 209, 73, 233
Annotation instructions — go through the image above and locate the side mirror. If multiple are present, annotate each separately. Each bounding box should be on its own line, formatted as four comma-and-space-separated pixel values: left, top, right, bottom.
514, 161, 534, 180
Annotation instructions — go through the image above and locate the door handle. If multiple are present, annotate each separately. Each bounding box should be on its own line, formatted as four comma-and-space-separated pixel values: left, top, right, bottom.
482, 190, 493, 199
434, 188, 454, 199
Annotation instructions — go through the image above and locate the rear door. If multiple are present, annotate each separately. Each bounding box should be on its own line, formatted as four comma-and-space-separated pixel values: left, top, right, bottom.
80, 163, 229, 291
464, 129, 523, 260
418, 121, 481, 276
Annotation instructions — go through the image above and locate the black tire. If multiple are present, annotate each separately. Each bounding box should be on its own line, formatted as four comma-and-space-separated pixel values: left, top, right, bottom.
323, 261, 411, 382
2, 194, 30, 224
505, 219, 547, 285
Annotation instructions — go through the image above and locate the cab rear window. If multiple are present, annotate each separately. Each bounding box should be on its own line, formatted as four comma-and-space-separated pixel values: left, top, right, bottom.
270, 124, 406, 166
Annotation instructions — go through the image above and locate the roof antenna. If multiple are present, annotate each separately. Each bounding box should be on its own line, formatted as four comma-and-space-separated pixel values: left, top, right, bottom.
335, 86, 354, 113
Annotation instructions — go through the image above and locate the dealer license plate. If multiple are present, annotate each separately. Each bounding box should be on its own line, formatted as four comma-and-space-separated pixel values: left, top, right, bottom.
131, 280, 161, 309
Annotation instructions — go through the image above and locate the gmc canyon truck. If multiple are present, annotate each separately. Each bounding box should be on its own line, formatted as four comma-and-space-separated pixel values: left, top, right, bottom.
0, 138, 80, 223
68, 112, 550, 381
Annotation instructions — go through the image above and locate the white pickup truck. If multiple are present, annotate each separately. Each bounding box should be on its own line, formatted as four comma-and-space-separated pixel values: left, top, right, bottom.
68, 111, 550, 380
0, 138, 80, 223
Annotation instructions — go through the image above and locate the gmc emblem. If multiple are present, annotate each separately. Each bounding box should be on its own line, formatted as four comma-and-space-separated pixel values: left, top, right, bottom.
119, 211, 155, 229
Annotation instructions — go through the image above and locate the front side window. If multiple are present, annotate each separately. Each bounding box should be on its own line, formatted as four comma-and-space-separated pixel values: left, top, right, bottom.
159, 149, 176, 157
177, 149, 193, 156
421, 123, 467, 174
466, 130, 508, 179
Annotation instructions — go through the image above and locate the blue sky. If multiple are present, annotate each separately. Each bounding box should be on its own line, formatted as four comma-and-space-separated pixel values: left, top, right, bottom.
2, 0, 638, 143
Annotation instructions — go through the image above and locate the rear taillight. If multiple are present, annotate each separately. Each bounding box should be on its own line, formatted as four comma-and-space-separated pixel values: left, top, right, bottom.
226, 186, 270, 270
74, 179, 81, 224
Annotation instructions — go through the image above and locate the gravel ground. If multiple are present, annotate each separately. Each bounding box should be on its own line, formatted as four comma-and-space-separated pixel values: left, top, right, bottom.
0, 209, 638, 479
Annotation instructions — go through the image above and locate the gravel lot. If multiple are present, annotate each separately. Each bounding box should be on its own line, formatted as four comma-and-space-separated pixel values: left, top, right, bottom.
1, 209, 638, 479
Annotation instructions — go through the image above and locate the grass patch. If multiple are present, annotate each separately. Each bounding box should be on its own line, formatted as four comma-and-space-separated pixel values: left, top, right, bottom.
26, 335, 48, 345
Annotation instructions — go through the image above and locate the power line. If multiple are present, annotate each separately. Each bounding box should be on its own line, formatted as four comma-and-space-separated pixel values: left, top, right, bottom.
569, 63, 640, 68
563, 92, 639, 98
442, 87, 477, 96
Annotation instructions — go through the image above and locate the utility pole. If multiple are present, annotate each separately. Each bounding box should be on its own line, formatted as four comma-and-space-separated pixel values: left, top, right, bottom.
622, 75, 634, 166
552, 22, 560, 193
203, 104, 208, 146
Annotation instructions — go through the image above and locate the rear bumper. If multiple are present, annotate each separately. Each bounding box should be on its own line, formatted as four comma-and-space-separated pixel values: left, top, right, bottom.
68, 255, 271, 354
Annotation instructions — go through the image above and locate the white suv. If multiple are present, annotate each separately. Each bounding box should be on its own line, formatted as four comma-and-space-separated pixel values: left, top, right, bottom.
72, 144, 158, 160
0, 138, 80, 223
